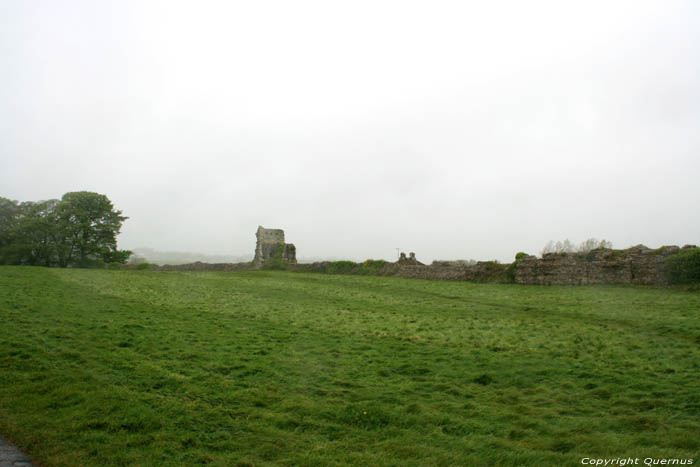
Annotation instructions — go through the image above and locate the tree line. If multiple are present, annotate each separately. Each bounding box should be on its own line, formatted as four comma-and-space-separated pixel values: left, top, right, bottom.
0, 191, 131, 267
541, 238, 613, 256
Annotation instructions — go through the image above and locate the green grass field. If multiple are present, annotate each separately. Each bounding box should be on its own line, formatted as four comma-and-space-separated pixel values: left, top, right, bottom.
1, 267, 699, 466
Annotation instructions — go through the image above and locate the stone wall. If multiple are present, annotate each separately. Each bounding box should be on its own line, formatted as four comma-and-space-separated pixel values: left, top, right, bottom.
377, 261, 509, 282
287, 246, 691, 286
514, 245, 691, 286
397, 252, 424, 265
119, 236, 692, 286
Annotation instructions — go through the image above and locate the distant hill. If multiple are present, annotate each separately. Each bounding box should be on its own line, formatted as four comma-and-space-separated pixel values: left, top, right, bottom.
129, 248, 252, 265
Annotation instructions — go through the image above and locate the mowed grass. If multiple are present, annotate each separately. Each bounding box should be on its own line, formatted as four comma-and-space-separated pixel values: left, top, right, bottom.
0, 267, 699, 466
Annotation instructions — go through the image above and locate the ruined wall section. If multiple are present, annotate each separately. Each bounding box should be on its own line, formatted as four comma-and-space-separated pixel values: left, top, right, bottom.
289, 260, 508, 282
375, 262, 509, 282
120, 231, 691, 286
252, 226, 296, 268
514, 245, 685, 285
382, 247, 685, 285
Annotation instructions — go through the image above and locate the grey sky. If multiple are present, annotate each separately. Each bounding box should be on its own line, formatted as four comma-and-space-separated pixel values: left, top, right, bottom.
1, 0, 699, 262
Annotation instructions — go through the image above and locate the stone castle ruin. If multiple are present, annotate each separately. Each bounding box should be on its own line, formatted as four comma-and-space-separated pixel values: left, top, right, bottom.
120, 225, 695, 286
397, 252, 424, 266
378, 244, 696, 285
252, 226, 296, 268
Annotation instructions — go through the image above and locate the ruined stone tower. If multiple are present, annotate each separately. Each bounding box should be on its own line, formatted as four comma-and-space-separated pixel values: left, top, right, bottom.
252, 226, 297, 268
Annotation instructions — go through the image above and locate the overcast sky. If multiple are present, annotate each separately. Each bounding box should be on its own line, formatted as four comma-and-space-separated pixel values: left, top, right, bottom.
1, 0, 699, 262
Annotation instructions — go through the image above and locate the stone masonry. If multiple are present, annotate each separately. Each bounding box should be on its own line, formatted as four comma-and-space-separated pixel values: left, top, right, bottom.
117, 234, 692, 286
0, 436, 34, 467
397, 252, 424, 266
514, 245, 693, 286
252, 226, 296, 268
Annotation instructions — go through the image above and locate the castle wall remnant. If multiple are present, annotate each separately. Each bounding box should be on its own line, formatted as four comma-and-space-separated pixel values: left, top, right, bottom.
118, 232, 692, 287
513, 245, 691, 285
371, 246, 687, 285
252, 226, 296, 268
397, 251, 424, 266
373, 261, 509, 282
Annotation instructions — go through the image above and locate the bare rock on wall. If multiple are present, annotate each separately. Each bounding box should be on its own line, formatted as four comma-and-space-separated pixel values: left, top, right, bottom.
397, 251, 424, 266
514, 246, 681, 285
252, 226, 297, 268
282, 243, 297, 263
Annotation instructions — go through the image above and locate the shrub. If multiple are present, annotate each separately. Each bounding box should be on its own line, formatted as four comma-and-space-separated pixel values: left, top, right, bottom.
262, 244, 288, 270
358, 259, 388, 275
514, 252, 529, 261
666, 248, 700, 284
301, 262, 332, 273
136, 262, 154, 270
78, 259, 106, 269
506, 252, 529, 283
327, 261, 358, 274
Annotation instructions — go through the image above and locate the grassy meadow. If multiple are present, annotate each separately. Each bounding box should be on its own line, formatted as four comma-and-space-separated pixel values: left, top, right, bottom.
0, 267, 699, 466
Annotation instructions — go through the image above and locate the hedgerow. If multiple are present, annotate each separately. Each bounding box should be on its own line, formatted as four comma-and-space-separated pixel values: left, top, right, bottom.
666, 248, 700, 284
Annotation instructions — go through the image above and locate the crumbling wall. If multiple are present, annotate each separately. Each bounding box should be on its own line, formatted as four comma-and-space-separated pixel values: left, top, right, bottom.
252, 226, 296, 268
117, 233, 692, 286
397, 252, 424, 266
376, 261, 509, 282
288, 246, 689, 286
514, 245, 689, 285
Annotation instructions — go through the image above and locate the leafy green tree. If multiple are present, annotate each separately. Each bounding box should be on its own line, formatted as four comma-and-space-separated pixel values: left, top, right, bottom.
13, 200, 61, 266
0, 192, 131, 267
0, 197, 19, 232
56, 192, 130, 267
0, 197, 20, 262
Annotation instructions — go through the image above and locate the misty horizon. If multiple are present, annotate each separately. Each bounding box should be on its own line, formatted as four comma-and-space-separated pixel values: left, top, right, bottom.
2, 1, 699, 264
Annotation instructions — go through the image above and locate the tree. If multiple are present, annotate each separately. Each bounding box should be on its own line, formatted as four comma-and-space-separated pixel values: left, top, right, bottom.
542, 239, 575, 255
0, 197, 20, 263
0, 192, 131, 267
12, 200, 61, 266
56, 191, 130, 267
542, 238, 613, 256
577, 238, 612, 253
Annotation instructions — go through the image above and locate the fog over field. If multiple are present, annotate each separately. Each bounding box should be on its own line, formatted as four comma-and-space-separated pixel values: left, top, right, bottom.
1, 1, 699, 263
